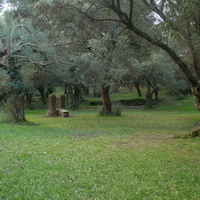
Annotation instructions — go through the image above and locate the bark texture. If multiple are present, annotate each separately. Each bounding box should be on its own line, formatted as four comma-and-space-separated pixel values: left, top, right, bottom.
70, 84, 83, 109
100, 84, 113, 115
10, 92, 27, 122
191, 85, 200, 111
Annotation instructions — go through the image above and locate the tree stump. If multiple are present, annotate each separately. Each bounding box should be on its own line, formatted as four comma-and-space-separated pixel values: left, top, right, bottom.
47, 95, 56, 117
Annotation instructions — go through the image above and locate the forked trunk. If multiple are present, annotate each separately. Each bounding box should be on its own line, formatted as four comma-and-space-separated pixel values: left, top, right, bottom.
100, 84, 113, 115
10, 92, 27, 123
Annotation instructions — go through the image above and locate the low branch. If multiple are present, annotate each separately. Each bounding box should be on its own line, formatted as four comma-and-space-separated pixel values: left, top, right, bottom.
96, 1, 198, 86
127, 23, 197, 85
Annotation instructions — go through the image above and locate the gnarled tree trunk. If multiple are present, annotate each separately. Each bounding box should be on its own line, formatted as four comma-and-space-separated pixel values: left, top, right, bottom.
10, 92, 27, 123
100, 84, 113, 115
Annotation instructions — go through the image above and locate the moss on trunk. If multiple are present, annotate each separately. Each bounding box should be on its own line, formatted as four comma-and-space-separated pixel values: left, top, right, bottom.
173, 128, 200, 139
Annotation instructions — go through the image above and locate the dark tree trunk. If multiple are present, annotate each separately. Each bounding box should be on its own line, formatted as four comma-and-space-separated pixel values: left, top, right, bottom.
71, 87, 80, 109
36, 84, 47, 105
145, 81, 154, 109
46, 84, 53, 98
135, 82, 142, 97
70, 84, 83, 109
154, 89, 159, 103
10, 92, 27, 123
64, 84, 72, 94
100, 84, 113, 115
136, 86, 142, 97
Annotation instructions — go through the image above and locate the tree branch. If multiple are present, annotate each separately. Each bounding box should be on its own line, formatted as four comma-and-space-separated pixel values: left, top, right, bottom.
116, 0, 121, 10
148, 0, 187, 37
129, 0, 134, 24
126, 22, 197, 85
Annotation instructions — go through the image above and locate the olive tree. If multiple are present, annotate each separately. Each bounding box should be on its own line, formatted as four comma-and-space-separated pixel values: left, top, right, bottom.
0, 17, 55, 122
74, 0, 200, 110
87, 32, 129, 115
140, 52, 189, 108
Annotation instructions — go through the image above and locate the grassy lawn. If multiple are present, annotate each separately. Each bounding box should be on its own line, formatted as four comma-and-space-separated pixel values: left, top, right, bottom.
0, 94, 200, 199
84, 87, 146, 102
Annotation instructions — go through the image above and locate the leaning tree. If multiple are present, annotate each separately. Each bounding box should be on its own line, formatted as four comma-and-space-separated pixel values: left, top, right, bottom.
73, 0, 200, 110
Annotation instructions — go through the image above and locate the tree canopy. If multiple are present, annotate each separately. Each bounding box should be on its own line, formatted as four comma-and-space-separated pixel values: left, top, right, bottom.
0, 0, 199, 121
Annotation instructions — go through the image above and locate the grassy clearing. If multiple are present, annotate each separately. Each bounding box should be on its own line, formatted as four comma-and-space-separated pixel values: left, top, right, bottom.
0, 95, 200, 199
85, 87, 146, 102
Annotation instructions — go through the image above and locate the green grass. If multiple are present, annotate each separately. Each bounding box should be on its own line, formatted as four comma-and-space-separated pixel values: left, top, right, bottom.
85, 87, 147, 102
0, 95, 200, 200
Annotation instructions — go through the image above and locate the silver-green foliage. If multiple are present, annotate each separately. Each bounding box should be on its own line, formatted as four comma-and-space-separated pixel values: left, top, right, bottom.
140, 52, 189, 92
